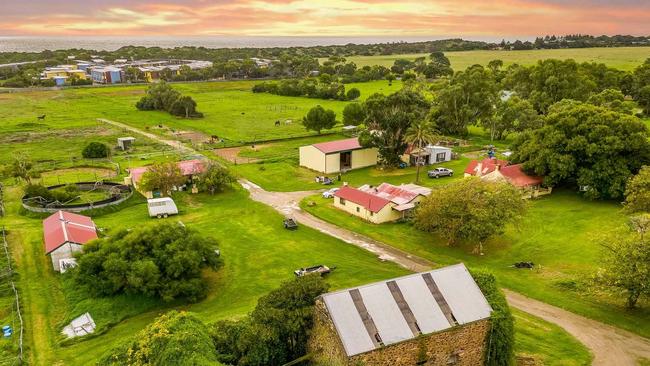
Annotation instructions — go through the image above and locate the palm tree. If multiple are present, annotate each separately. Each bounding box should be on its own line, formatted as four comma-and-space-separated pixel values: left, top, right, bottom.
404, 120, 438, 183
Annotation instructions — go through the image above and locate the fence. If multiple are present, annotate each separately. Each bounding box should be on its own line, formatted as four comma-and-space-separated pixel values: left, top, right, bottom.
0, 184, 4, 217
0, 227, 23, 365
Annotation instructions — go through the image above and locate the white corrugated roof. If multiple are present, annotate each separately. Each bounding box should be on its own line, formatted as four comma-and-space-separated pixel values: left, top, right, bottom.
320, 263, 492, 357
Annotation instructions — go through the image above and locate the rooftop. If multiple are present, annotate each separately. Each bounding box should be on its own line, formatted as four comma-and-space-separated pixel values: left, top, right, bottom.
499, 164, 544, 187
334, 186, 391, 213
320, 263, 492, 357
129, 159, 206, 185
312, 138, 363, 154
359, 183, 431, 206
43, 211, 98, 254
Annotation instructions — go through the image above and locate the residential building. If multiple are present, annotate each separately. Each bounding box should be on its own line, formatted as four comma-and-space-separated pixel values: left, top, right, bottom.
402, 144, 453, 166
333, 182, 431, 223
464, 158, 551, 198
308, 263, 492, 366
43, 211, 98, 272
125, 159, 206, 198
299, 138, 378, 174
91, 67, 124, 84
42, 65, 88, 83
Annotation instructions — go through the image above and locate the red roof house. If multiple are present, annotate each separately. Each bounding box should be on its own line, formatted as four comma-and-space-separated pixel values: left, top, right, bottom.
334, 186, 391, 213
128, 159, 206, 187
43, 211, 97, 272
498, 164, 544, 188
464, 158, 509, 177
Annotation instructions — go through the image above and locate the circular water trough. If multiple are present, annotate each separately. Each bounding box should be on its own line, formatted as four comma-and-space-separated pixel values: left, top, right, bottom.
22, 181, 133, 213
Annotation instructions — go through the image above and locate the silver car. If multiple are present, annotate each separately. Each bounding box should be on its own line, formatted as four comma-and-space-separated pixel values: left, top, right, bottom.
428, 167, 454, 178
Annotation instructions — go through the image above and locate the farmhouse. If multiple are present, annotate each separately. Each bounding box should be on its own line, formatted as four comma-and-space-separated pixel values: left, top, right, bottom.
299, 138, 378, 174
43, 211, 98, 272
464, 158, 550, 198
333, 183, 431, 224
126, 159, 206, 198
308, 263, 492, 366
402, 144, 453, 166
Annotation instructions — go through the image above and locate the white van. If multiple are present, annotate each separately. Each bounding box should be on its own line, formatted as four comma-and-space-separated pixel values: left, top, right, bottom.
147, 197, 179, 218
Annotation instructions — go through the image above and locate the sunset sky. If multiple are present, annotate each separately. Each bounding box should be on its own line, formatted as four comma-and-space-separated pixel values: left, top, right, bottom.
2, 0, 650, 37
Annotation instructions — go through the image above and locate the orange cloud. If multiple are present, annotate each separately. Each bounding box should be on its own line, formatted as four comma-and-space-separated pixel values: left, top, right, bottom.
1, 0, 649, 37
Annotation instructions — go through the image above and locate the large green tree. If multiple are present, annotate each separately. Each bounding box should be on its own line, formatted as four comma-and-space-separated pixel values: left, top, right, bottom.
212, 276, 329, 366
414, 178, 526, 254
197, 163, 235, 195
302, 105, 336, 134
587, 88, 635, 115
432, 65, 498, 135
359, 90, 431, 166
2, 152, 38, 183
74, 222, 222, 302
624, 166, 650, 214
485, 96, 541, 141
100, 311, 222, 366
511, 101, 650, 199
594, 215, 650, 308
139, 162, 187, 196
342, 103, 366, 126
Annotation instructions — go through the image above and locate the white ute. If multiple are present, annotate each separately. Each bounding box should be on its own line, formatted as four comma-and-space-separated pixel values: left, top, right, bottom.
147, 197, 179, 218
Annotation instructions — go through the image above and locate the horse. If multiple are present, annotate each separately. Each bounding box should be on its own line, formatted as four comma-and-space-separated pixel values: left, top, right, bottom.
274, 120, 281, 127
37, 114, 46, 120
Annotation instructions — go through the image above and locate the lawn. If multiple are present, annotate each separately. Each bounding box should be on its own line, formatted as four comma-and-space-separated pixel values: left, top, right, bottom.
0, 79, 402, 145
339, 46, 650, 71
300, 190, 650, 339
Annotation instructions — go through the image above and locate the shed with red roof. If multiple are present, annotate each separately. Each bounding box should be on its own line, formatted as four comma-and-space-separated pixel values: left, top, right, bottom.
299, 138, 378, 174
125, 159, 206, 198
43, 211, 98, 272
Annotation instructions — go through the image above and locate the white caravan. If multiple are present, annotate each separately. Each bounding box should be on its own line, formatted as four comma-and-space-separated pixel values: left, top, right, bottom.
147, 197, 179, 218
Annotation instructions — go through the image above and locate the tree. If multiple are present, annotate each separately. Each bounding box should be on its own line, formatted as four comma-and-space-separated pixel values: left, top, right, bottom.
413, 178, 526, 254
429, 51, 451, 66
2, 152, 37, 183
139, 162, 187, 196
594, 215, 650, 308
81, 142, 110, 159
404, 120, 438, 183
512, 101, 650, 199
100, 311, 223, 366
587, 88, 635, 115
74, 222, 222, 302
212, 276, 329, 366
637, 85, 650, 115
386, 73, 396, 85
624, 166, 650, 214
432, 65, 498, 135
346, 87, 360, 100
169, 95, 202, 118
342, 103, 366, 126
485, 96, 541, 140
359, 90, 431, 166
302, 105, 336, 134
136, 81, 181, 112
197, 163, 234, 195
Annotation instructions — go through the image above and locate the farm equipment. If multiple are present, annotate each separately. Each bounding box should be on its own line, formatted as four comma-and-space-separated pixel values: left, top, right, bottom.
294, 265, 333, 277
283, 218, 298, 230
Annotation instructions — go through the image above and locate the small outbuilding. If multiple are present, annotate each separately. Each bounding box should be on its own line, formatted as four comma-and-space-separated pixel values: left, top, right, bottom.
402, 144, 452, 166
43, 211, 98, 272
308, 263, 492, 366
299, 138, 378, 174
62, 312, 96, 338
117, 137, 136, 150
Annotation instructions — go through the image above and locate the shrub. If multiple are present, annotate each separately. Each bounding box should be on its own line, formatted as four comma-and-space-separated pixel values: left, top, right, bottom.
82, 142, 110, 159
24, 184, 53, 201
472, 271, 514, 366
346, 87, 361, 100
73, 222, 222, 302
99, 311, 223, 366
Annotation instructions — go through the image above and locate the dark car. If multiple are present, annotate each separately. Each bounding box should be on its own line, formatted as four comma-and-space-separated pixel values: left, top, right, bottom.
283, 218, 298, 230
428, 167, 454, 178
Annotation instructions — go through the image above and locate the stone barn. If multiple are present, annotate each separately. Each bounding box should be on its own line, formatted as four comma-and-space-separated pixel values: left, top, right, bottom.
308, 263, 492, 366
299, 137, 378, 174
43, 211, 98, 272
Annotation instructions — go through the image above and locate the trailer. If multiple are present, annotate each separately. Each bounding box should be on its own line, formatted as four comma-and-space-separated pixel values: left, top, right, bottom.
147, 197, 178, 218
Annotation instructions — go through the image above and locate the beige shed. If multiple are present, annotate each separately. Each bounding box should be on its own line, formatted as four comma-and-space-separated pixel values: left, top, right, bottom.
299, 138, 378, 174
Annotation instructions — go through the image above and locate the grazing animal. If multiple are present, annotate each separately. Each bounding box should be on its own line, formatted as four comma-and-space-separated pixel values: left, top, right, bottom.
37, 114, 46, 120
274, 120, 281, 127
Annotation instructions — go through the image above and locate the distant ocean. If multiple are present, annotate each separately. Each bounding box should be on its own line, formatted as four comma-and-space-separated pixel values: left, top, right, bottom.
0, 35, 519, 52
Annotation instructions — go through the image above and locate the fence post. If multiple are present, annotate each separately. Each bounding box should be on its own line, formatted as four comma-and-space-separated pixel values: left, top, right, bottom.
1, 227, 23, 364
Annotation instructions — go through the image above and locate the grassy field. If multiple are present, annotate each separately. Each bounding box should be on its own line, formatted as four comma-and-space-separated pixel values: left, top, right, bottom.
0, 80, 401, 144
339, 46, 650, 71
300, 190, 650, 339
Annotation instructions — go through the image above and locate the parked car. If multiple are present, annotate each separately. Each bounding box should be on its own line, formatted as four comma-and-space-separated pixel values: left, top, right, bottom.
294, 265, 331, 277
147, 197, 178, 218
428, 167, 454, 178
322, 188, 340, 198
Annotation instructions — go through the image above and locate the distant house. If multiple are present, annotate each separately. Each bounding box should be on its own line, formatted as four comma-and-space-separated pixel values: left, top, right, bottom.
308, 263, 492, 366
125, 159, 206, 198
91, 67, 123, 84
43, 211, 97, 272
464, 158, 550, 198
402, 144, 452, 166
299, 138, 378, 174
333, 183, 431, 223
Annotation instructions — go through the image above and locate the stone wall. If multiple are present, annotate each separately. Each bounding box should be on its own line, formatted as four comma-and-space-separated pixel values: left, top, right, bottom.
309, 299, 491, 366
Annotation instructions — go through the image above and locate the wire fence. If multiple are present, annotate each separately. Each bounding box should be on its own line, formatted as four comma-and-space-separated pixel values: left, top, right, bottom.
0, 227, 23, 365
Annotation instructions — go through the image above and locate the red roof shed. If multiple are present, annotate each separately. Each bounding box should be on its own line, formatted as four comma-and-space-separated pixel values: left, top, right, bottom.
43, 211, 98, 254
312, 138, 363, 154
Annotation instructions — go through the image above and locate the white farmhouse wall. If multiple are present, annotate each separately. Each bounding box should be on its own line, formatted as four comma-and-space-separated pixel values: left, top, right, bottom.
350, 148, 379, 170
50, 242, 84, 272
299, 145, 327, 172
333, 197, 399, 224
